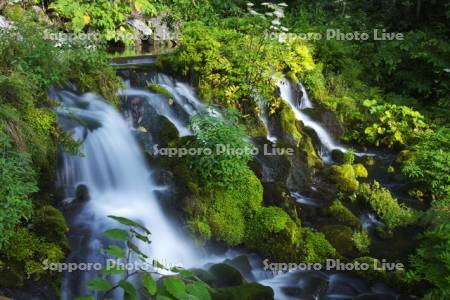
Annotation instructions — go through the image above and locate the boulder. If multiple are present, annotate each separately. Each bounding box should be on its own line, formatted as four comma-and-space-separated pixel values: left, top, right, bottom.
321, 225, 359, 258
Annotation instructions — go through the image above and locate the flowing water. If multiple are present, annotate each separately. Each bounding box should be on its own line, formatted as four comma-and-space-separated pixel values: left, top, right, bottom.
55, 90, 199, 299
277, 79, 347, 161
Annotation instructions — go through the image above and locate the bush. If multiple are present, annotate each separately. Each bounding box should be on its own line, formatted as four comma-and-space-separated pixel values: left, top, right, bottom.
352, 229, 371, 254
329, 164, 360, 192
357, 181, 415, 230
188, 112, 253, 188
0, 132, 37, 249
402, 128, 450, 202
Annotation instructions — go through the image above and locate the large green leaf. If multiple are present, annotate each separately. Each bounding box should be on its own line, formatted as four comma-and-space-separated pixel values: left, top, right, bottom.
108, 215, 151, 234
119, 280, 137, 300
86, 278, 112, 291
103, 228, 129, 241
142, 273, 157, 295
163, 277, 187, 300
127, 241, 148, 260
105, 245, 126, 258
101, 264, 125, 276
186, 282, 211, 300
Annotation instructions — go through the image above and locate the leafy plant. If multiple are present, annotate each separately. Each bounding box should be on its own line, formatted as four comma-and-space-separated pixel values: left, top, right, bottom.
75, 215, 212, 300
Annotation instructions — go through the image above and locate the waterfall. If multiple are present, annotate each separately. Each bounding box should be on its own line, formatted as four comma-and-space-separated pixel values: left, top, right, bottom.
277, 79, 347, 161
55, 91, 199, 299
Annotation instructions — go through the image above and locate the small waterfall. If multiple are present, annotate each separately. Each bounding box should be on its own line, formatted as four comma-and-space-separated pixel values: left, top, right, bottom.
259, 108, 278, 143
119, 73, 218, 137
277, 79, 347, 161
298, 83, 313, 109
55, 91, 198, 299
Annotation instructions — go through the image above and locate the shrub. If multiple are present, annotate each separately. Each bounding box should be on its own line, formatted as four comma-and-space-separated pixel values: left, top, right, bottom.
188, 112, 253, 188
402, 128, 450, 202
359, 99, 428, 148
0, 132, 37, 249
352, 229, 371, 254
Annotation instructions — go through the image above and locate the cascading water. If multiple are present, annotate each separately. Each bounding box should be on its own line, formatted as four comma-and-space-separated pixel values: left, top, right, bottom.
55, 90, 199, 299
277, 79, 347, 161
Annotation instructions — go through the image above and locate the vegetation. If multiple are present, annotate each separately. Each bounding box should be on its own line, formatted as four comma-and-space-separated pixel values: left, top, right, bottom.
356, 181, 416, 230
0, 0, 449, 298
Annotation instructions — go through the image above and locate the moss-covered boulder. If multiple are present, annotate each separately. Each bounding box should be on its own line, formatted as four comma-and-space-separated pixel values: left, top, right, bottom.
321, 225, 359, 258
353, 163, 368, 178
31, 205, 68, 246
208, 263, 245, 287
244, 206, 301, 261
329, 164, 360, 192
154, 115, 179, 146
147, 82, 173, 98
326, 200, 361, 228
212, 283, 274, 300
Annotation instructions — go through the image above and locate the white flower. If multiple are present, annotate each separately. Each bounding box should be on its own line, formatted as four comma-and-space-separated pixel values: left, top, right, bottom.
246, 2, 254, 7
278, 2, 288, 7
280, 26, 289, 32
271, 19, 281, 26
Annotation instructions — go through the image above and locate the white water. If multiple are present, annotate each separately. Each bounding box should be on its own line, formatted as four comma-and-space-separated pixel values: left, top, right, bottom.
56, 91, 199, 299
259, 108, 278, 143
277, 79, 347, 161
118, 74, 219, 137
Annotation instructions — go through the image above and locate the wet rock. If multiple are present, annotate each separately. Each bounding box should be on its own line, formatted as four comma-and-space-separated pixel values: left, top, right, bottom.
223, 255, 254, 281
74, 184, 90, 203
331, 149, 346, 164
208, 263, 246, 287
212, 283, 274, 300
152, 169, 174, 186
127, 19, 152, 35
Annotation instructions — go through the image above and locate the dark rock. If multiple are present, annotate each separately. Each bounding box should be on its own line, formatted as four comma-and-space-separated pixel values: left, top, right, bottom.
331, 149, 346, 164
74, 184, 90, 203
223, 255, 254, 281
212, 283, 274, 300
208, 263, 245, 287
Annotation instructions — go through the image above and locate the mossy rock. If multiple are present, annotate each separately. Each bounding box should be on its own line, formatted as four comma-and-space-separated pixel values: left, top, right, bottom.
244, 207, 301, 261
212, 283, 274, 300
321, 225, 359, 258
326, 200, 361, 228
147, 83, 172, 98
329, 164, 359, 192
208, 263, 245, 287
31, 205, 68, 246
155, 115, 179, 146
245, 117, 268, 139
352, 257, 408, 290
353, 163, 368, 178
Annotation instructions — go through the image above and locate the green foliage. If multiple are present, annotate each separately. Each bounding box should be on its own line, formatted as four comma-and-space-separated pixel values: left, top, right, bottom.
408, 224, 450, 299
357, 181, 415, 230
77, 215, 213, 300
352, 163, 368, 178
147, 83, 173, 98
0, 132, 37, 249
402, 128, 450, 202
48, 0, 159, 43
359, 99, 428, 148
0, 227, 65, 282
352, 229, 371, 254
188, 113, 253, 187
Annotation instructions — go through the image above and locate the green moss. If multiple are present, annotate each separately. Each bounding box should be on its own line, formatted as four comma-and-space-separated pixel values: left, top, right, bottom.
357, 181, 416, 230
299, 227, 337, 263
329, 164, 360, 192
245, 118, 267, 139
147, 83, 173, 98
244, 207, 301, 260
353, 163, 368, 178
32, 205, 68, 246
280, 104, 302, 144
187, 218, 211, 246
351, 229, 371, 254
321, 225, 359, 258
327, 200, 361, 228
